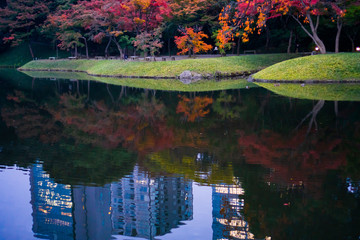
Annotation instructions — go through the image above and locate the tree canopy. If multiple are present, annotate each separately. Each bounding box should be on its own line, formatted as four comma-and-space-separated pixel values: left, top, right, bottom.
0, 0, 358, 56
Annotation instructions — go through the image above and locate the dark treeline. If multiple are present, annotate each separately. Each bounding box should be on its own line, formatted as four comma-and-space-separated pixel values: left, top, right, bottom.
0, 0, 359, 58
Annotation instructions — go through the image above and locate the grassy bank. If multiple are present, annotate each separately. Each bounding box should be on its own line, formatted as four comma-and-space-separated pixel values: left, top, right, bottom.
20, 54, 299, 78
253, 53, 360, 81
256, 82, 360, 101
20, 70, 257, 92
0, 43, 70, 67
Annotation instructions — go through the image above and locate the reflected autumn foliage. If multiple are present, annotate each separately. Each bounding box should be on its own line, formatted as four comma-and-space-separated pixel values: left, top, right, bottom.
2, 83, 360, 188
1, 90, 62, 144
176, 94, 213, 122
2, 77, 360, 240
238, 128, 346, 190
48, 93, 175, 154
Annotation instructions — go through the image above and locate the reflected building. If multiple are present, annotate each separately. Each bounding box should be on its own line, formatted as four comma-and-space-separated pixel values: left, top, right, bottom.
111, 165, 193, 239
212, 179, 254, 240
72, 185, 112, 240
30, 163, 73, 240
30, 163, 113, 240
30, 163, 193, 240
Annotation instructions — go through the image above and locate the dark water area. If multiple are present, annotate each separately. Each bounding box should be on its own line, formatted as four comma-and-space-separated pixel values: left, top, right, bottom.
0, 70, 360, 240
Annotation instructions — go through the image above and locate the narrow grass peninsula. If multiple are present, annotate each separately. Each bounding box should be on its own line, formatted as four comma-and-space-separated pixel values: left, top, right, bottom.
19, 54, 299, 78
20, 70, 257, 92
252, 53, 360, 82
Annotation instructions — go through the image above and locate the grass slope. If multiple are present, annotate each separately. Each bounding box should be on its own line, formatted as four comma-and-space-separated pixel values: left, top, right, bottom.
21, 70, 257, 92
253, 53, 360, 81
20, 54, 299, 78
256, 82, 360, 101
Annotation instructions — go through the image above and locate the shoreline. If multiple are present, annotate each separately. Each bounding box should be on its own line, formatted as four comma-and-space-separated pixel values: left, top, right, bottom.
248, 76, 360, 84
18, 54, 300, 80
18, 67, 257, 80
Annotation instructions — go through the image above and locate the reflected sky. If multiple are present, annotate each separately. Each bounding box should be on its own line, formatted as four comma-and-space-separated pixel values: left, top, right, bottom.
1, 70, 360, 240
0, 166, 33, 240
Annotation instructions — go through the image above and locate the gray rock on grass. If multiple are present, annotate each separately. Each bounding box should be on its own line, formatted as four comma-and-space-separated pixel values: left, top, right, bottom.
179, 70, 203, 84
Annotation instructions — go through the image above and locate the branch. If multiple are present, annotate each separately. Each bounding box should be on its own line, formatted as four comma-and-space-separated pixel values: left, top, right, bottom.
291, 14, 317, 43
315, 15, 319, 32
306, 13, 316, 34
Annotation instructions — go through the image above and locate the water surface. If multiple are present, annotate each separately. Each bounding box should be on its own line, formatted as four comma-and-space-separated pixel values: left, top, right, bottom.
0, 70, 360, 240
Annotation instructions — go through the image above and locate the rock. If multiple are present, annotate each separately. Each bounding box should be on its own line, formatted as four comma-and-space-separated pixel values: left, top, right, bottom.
179, 70, 203, 84
179, 70, 192, 79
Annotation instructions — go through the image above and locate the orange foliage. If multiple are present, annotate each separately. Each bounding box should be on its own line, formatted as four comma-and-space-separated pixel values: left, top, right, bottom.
176, 95, 213, 122
170, 0, 209, 19
217, 0, 342, 51
174, 27, 212, 55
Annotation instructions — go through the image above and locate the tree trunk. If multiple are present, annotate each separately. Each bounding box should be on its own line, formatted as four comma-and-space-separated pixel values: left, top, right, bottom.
334, 101, 338, 117
296, 100, 325, 135
74, 43, 78, 58
105, 36, 112, 58
106, 84, 115, 103
76, 80, 80, 96
292, 14, 326, 54
87, 80, 90, 101
335, 18, 342, 53
168, 38, 171, 57
117, 86, 125, 103
265, 27, 270, 50
308, 15, 326, 54
81, 37, 89, 59
287, 30, 293, 54
313, 33, 326, 54
346, 32, 355, 52
237, 37, 240, 55
112, 38, 123, 58
28, 42, 34, 59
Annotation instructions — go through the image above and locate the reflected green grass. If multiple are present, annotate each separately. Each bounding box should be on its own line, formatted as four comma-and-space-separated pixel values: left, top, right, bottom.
21, 70, 256, 92
256, 82, 360, 101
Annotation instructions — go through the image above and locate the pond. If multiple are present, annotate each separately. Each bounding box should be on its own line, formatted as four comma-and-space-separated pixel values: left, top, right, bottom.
0, 69, 360, 240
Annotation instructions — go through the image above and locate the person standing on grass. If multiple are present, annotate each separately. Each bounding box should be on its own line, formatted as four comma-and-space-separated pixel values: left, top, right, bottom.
214, 46, 218, 54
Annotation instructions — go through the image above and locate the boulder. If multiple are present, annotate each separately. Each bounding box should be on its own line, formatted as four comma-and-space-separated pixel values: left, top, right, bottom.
179, 70, 203, 84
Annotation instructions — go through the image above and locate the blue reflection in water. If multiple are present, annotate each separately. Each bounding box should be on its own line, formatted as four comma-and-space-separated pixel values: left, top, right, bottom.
0, 166, 33, 240
28, 163, 195, 240
110, 165, 193, 239
212, 183, 251, 240
0, 163, 256, 240
31, 163, 74, 240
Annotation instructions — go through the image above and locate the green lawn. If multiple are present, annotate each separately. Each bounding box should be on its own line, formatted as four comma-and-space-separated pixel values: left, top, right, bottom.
20, 54, 299, 78
21, 70, 257, 92
253, 53, 360, 81
256, 82, 360, 101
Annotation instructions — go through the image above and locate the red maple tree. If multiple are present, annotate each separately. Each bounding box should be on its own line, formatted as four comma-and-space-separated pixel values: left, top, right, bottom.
174, 26, 212, 56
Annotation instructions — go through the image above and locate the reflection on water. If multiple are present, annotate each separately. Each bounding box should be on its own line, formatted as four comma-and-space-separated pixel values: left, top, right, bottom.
31, 163, 74, 239
111, 166, 193, 238
1, 70, 360, 240
29, 163, 194, 240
